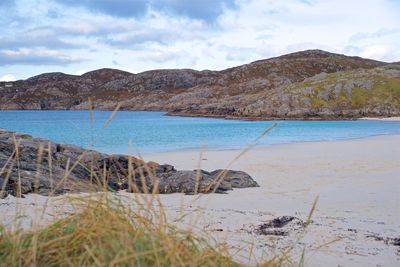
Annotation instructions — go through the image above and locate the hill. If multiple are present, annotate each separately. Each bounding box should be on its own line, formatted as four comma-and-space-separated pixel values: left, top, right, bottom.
1, 49, 399, 119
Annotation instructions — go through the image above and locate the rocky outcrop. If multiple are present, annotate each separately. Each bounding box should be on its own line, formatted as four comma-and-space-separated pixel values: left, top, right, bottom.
208, 169, 259, 188
0, 129, 259, 198
1, 49, 398, 119
254, 216, 306, 236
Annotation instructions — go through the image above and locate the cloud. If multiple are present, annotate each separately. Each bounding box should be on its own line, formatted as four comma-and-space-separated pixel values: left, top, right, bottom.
55, 0, 236, 22
0, 23, 130, 51
59, 23, 131, 36
0, 34, 85, 50
1, 0, 400, 79
359, 45, 391, 60
0, 74, 16, 81
55, 0, 148, 18
0, 49, 86, 66
103, 18, 209, 49
140, 49, 187, 63
105, 29, 180, 48
74, 69, 88, 75
355, 44, 400, 63
349, 28, 400, 43
220, 46, 257, 61
298, 0, 316, 6
152, 0, 236, 21
345, 28, 400, 62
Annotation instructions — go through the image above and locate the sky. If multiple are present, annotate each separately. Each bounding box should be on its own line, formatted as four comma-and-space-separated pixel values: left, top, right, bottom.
0, 0, 400, 81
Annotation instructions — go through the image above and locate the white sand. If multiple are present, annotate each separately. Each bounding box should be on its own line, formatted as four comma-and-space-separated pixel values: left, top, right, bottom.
145, 135, 400, 266
1, 135, 400, 266
359, 117, 400, 121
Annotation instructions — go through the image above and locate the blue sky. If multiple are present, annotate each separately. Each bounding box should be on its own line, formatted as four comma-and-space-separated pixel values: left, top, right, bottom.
1, 0, 400, 81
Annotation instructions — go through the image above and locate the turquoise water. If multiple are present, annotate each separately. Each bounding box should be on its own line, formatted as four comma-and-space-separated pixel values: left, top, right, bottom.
0, 110, 399, 154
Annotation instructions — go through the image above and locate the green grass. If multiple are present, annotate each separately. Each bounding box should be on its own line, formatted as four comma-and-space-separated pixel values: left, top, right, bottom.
284, 68, 400, 111
310, 97, 327, 109
351, 77, 400, 109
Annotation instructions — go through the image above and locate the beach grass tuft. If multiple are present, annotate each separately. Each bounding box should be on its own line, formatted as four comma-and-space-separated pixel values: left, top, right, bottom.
0, 194, 262, 267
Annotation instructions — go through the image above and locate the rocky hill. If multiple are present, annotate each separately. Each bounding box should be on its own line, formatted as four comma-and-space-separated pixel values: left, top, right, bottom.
1, 49, 399, 119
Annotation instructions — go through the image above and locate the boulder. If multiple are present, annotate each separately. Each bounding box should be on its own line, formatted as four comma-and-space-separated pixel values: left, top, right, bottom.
254, 216, 305, 236
157, 170, 232, 194
0, 129, 258, 197
209, 169, 259, 188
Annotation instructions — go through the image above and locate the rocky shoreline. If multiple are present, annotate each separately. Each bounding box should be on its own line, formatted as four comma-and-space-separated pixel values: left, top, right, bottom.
165, 111, 369, 121
0, 129, 258, 198
1, 50, 399, 119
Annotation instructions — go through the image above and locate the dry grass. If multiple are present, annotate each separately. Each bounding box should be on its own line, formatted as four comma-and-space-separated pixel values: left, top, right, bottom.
0, 194, 252, 267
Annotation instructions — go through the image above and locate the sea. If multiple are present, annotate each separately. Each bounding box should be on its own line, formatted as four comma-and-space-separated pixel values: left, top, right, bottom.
0, 110, 399, 154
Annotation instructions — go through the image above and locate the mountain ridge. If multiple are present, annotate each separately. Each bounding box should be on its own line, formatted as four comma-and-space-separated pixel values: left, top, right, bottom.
1, 49, 399, 119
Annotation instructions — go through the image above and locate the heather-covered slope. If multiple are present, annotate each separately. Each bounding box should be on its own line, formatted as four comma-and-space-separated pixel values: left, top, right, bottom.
170, 63, 400, 119
1, 49, 398, 119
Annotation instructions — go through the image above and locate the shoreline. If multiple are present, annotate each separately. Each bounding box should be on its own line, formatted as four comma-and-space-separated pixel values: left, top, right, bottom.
141, 132, 400, 158
2, 126, 400, 158
359, 116, 400, 121
166, 111, 378, 121
2, 109, 400, 122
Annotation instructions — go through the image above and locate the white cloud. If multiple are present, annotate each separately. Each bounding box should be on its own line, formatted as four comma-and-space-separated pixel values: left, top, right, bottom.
360, 45, 390, 59
141, 49, 187, 63
359, 45, 400, 62
0, 48, 86, 66
1, 0, 399, 79
0, 74, 16, 81
74, 69, 89, 75
212, 0, 400, 60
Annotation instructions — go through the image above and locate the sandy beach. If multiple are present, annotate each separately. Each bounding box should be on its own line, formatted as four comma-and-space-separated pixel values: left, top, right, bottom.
1, 135, 399, 266
359, 117, 400, 121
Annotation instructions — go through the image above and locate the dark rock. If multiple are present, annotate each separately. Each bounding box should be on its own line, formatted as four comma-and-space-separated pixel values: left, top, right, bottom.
0, 190, 8, 199
262, 216, 298, 228
254, 216, 305, 236
391, 238, 400, 246
209, 169, 259, 188
157, 170, 233, 194
257, 229, 289, 236
366, 234, 400, 247
366, 234, 384, 242
0, 129, 258, 197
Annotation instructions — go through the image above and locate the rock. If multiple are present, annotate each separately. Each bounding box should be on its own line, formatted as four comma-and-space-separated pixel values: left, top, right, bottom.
254, 216, 305, 236
0, 190, 8, 199
262, 216, 298, 228
156, 170, 232, 194
0, 129, 257, 197
155, 164, 176, 173
366, 234, 400, 247
209, 169, 259, 188
390, 237, 400, 246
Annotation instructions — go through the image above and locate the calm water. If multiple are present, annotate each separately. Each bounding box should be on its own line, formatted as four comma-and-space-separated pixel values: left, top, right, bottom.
0, 110, 399, 154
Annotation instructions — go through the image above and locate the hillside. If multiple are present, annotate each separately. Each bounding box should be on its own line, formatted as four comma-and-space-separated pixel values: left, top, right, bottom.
1, 49, 399, 119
